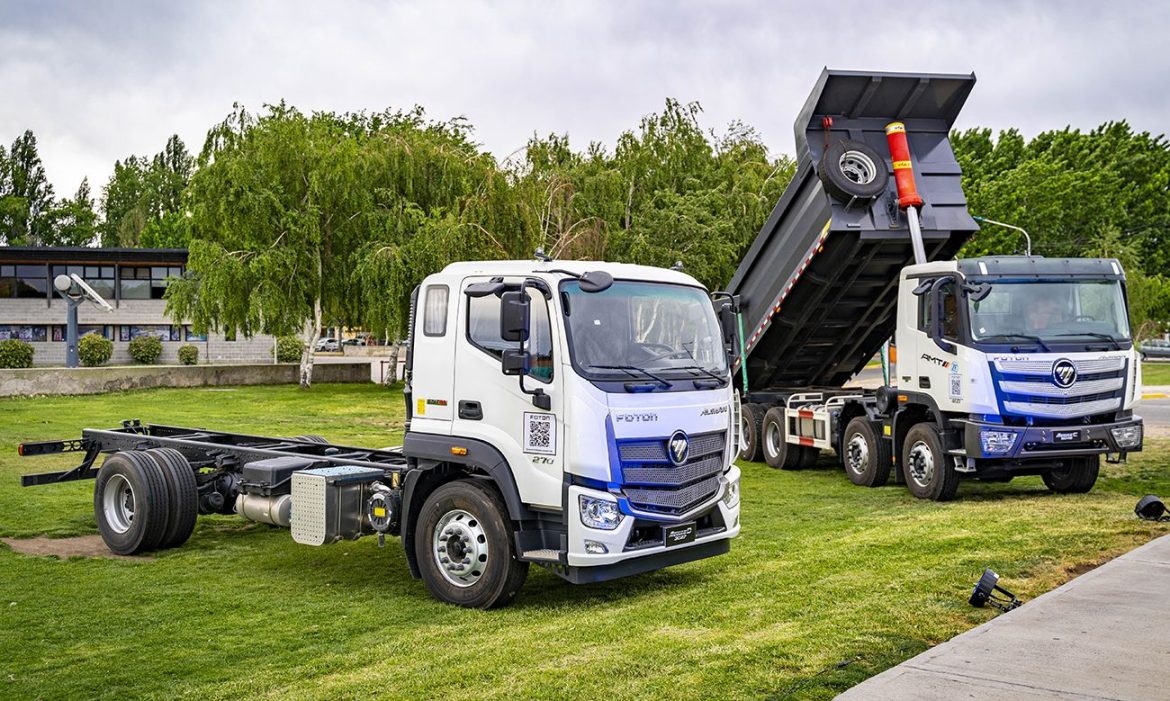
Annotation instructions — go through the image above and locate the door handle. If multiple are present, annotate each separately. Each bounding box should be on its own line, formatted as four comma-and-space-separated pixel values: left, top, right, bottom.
919, 376, 931, 389
459, 400, 483, 420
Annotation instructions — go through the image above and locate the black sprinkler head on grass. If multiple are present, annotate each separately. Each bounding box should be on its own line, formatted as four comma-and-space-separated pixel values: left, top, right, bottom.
970, 568, 1022, 613
1135, 495, 1169, 522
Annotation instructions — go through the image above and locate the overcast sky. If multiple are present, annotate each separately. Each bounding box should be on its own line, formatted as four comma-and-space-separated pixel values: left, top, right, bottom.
2, 0, 1168, 196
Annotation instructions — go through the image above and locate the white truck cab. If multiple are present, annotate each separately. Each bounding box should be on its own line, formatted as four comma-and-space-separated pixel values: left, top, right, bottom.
402, 259, 740, 603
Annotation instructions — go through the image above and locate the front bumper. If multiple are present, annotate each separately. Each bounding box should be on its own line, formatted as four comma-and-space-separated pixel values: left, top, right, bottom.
963, 417, 1143, 460
563, 465, 741, 572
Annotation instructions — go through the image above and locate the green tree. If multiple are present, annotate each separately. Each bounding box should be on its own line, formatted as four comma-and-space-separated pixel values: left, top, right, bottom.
99, 135, 194, 247
48, 178, 98, 246
98, 156, 150, 247
0, 130, 55, 245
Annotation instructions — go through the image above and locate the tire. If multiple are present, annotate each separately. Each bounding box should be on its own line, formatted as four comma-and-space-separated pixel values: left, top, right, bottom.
902, 423, 960, 501
145, 448, 199, 549
762, 407, 800, 469
414, 479, 529, 609
818, 139, 890, 202
842, 416, 891, 487
738, 403, 766, 462
93, 451, 172, 555
1042, 456, 1100, 494
292, 434, 329, 444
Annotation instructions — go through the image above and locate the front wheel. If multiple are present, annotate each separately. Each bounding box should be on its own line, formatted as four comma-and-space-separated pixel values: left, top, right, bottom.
902, 423, 960, 501
1042, 456, 1100, 494
738, 404, 766, 462
414, 479, 529, 609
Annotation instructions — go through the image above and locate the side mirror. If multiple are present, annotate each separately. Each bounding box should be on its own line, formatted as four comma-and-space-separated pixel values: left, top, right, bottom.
718, 303, 737, 345
500, 290, 530, 342
578, 270, 613, 293
501, 348, 528, 376
964, 282, 992, 302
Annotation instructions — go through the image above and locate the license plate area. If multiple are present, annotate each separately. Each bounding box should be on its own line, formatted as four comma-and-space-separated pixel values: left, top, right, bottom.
664, 522, 697, 547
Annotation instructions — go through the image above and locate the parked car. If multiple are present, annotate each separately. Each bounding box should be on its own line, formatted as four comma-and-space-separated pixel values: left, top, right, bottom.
1140, 338, 1170, 361
341, 337, 366, 346
315, 337, 339, 352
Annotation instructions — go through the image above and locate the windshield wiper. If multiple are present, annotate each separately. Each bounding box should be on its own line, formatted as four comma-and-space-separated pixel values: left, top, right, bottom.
980, 333, 1052, 352
585, 364, 671, 389
1051, 332, 1122, 349
672, 364, 728, 385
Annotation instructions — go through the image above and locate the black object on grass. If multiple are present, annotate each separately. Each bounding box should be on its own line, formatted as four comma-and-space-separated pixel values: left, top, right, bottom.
1135, 495, 1169, 522
969, 568, 1023, 613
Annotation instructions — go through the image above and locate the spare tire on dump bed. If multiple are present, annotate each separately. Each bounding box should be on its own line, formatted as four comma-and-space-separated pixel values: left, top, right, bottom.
818, 139, 889, 202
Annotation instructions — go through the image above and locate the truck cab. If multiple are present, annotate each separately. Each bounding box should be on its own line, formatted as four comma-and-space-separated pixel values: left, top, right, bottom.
895, 255, 1143, 481
403, 259, 740, 603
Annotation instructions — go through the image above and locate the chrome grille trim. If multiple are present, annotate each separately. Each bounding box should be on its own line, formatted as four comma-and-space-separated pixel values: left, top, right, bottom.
1003, 397, 1121, 417
999, 377, 1123, 398
993, 357, 1125, 375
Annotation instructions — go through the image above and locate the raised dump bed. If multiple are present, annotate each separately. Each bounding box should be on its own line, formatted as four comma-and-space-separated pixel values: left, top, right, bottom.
727, 69, 979, 389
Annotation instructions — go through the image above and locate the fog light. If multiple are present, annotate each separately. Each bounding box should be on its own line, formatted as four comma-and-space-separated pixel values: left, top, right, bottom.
980, 429, 1017, 455
1110, 424, 1142, 449
1135, 495, 1169, 522
969, 568, 1022, 613
584, 540, 609, 554
578, 495, 623, 530
722, 477, 740, 509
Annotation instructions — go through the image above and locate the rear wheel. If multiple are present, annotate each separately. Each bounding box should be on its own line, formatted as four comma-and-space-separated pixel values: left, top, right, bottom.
414, 479, 529, 609
738, 404, 766, 462
902, 423, 959, 501
1042, 456, 1100, 494
93, 451, 171, 555
762, 407, 800, 469
842, 416, 891, 487
145, 448, 199, 549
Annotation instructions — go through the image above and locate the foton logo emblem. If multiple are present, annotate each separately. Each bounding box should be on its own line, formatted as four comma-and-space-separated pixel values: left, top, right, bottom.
669, 430, 690, 465
1052, 359, 1077, 388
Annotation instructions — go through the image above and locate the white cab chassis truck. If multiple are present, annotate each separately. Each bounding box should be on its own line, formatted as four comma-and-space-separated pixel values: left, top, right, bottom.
724, 69, 1143, 500
20, 260, 740, 609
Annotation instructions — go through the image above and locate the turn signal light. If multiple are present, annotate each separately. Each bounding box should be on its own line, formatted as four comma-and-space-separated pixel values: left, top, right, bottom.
450, 446, 468, 456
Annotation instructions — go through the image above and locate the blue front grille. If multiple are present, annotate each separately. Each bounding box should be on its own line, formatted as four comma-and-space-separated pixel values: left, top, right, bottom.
617, 430, 725, 514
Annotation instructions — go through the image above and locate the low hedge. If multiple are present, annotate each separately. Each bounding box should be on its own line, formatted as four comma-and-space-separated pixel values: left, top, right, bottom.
276, 336, 303, 363
178, 344, 199, 366
0, 339, 34, 368
128, 335, 164, 364
78, 333, 113, 367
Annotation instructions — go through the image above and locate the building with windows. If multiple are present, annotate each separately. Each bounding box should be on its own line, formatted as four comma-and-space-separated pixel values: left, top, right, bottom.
0, 247, 277, 365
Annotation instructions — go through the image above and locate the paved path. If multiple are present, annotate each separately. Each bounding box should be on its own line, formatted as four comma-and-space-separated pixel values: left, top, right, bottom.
838, 534, 1170, 700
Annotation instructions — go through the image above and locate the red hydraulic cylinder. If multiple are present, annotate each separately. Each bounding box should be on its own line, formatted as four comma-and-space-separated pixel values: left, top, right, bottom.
885, 122, 923, 209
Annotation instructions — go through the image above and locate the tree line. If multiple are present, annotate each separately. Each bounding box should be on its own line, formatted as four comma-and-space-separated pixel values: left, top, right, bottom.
2, 103, 1168, 383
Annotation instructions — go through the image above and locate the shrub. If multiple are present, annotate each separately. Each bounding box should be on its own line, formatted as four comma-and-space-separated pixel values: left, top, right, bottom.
78, 333, 113, 367
128, 334, 163, 364
0, 339, 34, 368
276, 336, 303, 363
178, 343, 199, 366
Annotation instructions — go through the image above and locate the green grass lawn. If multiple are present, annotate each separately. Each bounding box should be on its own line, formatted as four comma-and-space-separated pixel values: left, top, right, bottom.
1, 384, 1168, 700
1144, 361, 1170, 386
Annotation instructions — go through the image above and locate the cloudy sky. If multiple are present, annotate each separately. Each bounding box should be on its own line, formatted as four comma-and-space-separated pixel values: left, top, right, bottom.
2, 0, 1168, 196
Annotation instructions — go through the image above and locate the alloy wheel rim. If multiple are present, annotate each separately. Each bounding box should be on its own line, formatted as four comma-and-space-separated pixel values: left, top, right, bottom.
432, 509, 489, 588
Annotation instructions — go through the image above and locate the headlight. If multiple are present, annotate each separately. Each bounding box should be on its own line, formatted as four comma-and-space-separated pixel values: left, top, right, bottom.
980, 429, 1018, 455
578, 495, 624, 530
722, 477, 740, 509
1110, 424, 1143, 449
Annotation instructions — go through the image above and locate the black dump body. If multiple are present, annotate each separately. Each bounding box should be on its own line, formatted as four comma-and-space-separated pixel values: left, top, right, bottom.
728, 69, 979, 389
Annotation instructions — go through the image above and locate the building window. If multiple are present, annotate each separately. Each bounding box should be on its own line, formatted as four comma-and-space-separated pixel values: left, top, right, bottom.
0, 325, 48, 342
184, 326, 207, 342
119, 325, 181, 342
0, 264, 49, 298
119, 266, 181, 300
423, 285, 449, 337
52, 325, 113, 342
52, 265, 115, 301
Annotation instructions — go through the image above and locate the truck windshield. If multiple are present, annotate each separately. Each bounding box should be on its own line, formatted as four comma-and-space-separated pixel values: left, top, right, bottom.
968, 280, 1131, 343
561, 280, 728, 383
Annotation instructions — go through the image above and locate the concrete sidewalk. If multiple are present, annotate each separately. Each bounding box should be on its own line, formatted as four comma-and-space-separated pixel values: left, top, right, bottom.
839, 534, 1170, 700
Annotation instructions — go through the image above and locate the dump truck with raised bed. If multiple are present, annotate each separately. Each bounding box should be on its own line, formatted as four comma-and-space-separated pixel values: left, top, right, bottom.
20, 260, 740, 608
722, 69, 1143, 499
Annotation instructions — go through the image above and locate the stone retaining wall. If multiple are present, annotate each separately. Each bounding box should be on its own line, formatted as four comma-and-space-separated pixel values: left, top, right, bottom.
0, 362, 370, 397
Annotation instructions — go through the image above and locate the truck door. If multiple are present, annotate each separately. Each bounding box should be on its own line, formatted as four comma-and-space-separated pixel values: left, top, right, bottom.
900, 277, 962, 399
409, 281, 457, 435
452, 278, 564, 510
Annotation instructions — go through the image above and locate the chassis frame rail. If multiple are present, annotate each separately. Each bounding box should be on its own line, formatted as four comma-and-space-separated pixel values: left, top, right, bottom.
20, 420, 408, 487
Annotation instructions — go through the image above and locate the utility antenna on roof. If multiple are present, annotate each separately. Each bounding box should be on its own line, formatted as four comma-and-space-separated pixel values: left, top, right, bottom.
534, 248, 552, 262
670, 261, 684, 271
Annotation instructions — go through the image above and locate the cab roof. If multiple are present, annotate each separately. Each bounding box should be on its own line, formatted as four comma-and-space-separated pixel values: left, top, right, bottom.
435, 259, 704, 287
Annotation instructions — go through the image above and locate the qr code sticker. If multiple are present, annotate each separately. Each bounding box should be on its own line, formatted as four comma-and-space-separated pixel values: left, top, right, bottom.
949, 376, 961, 397
524, 412, 556, 455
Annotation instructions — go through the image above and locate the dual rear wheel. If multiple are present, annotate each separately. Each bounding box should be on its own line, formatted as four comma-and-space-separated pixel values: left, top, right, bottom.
94, 449, 199, 555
